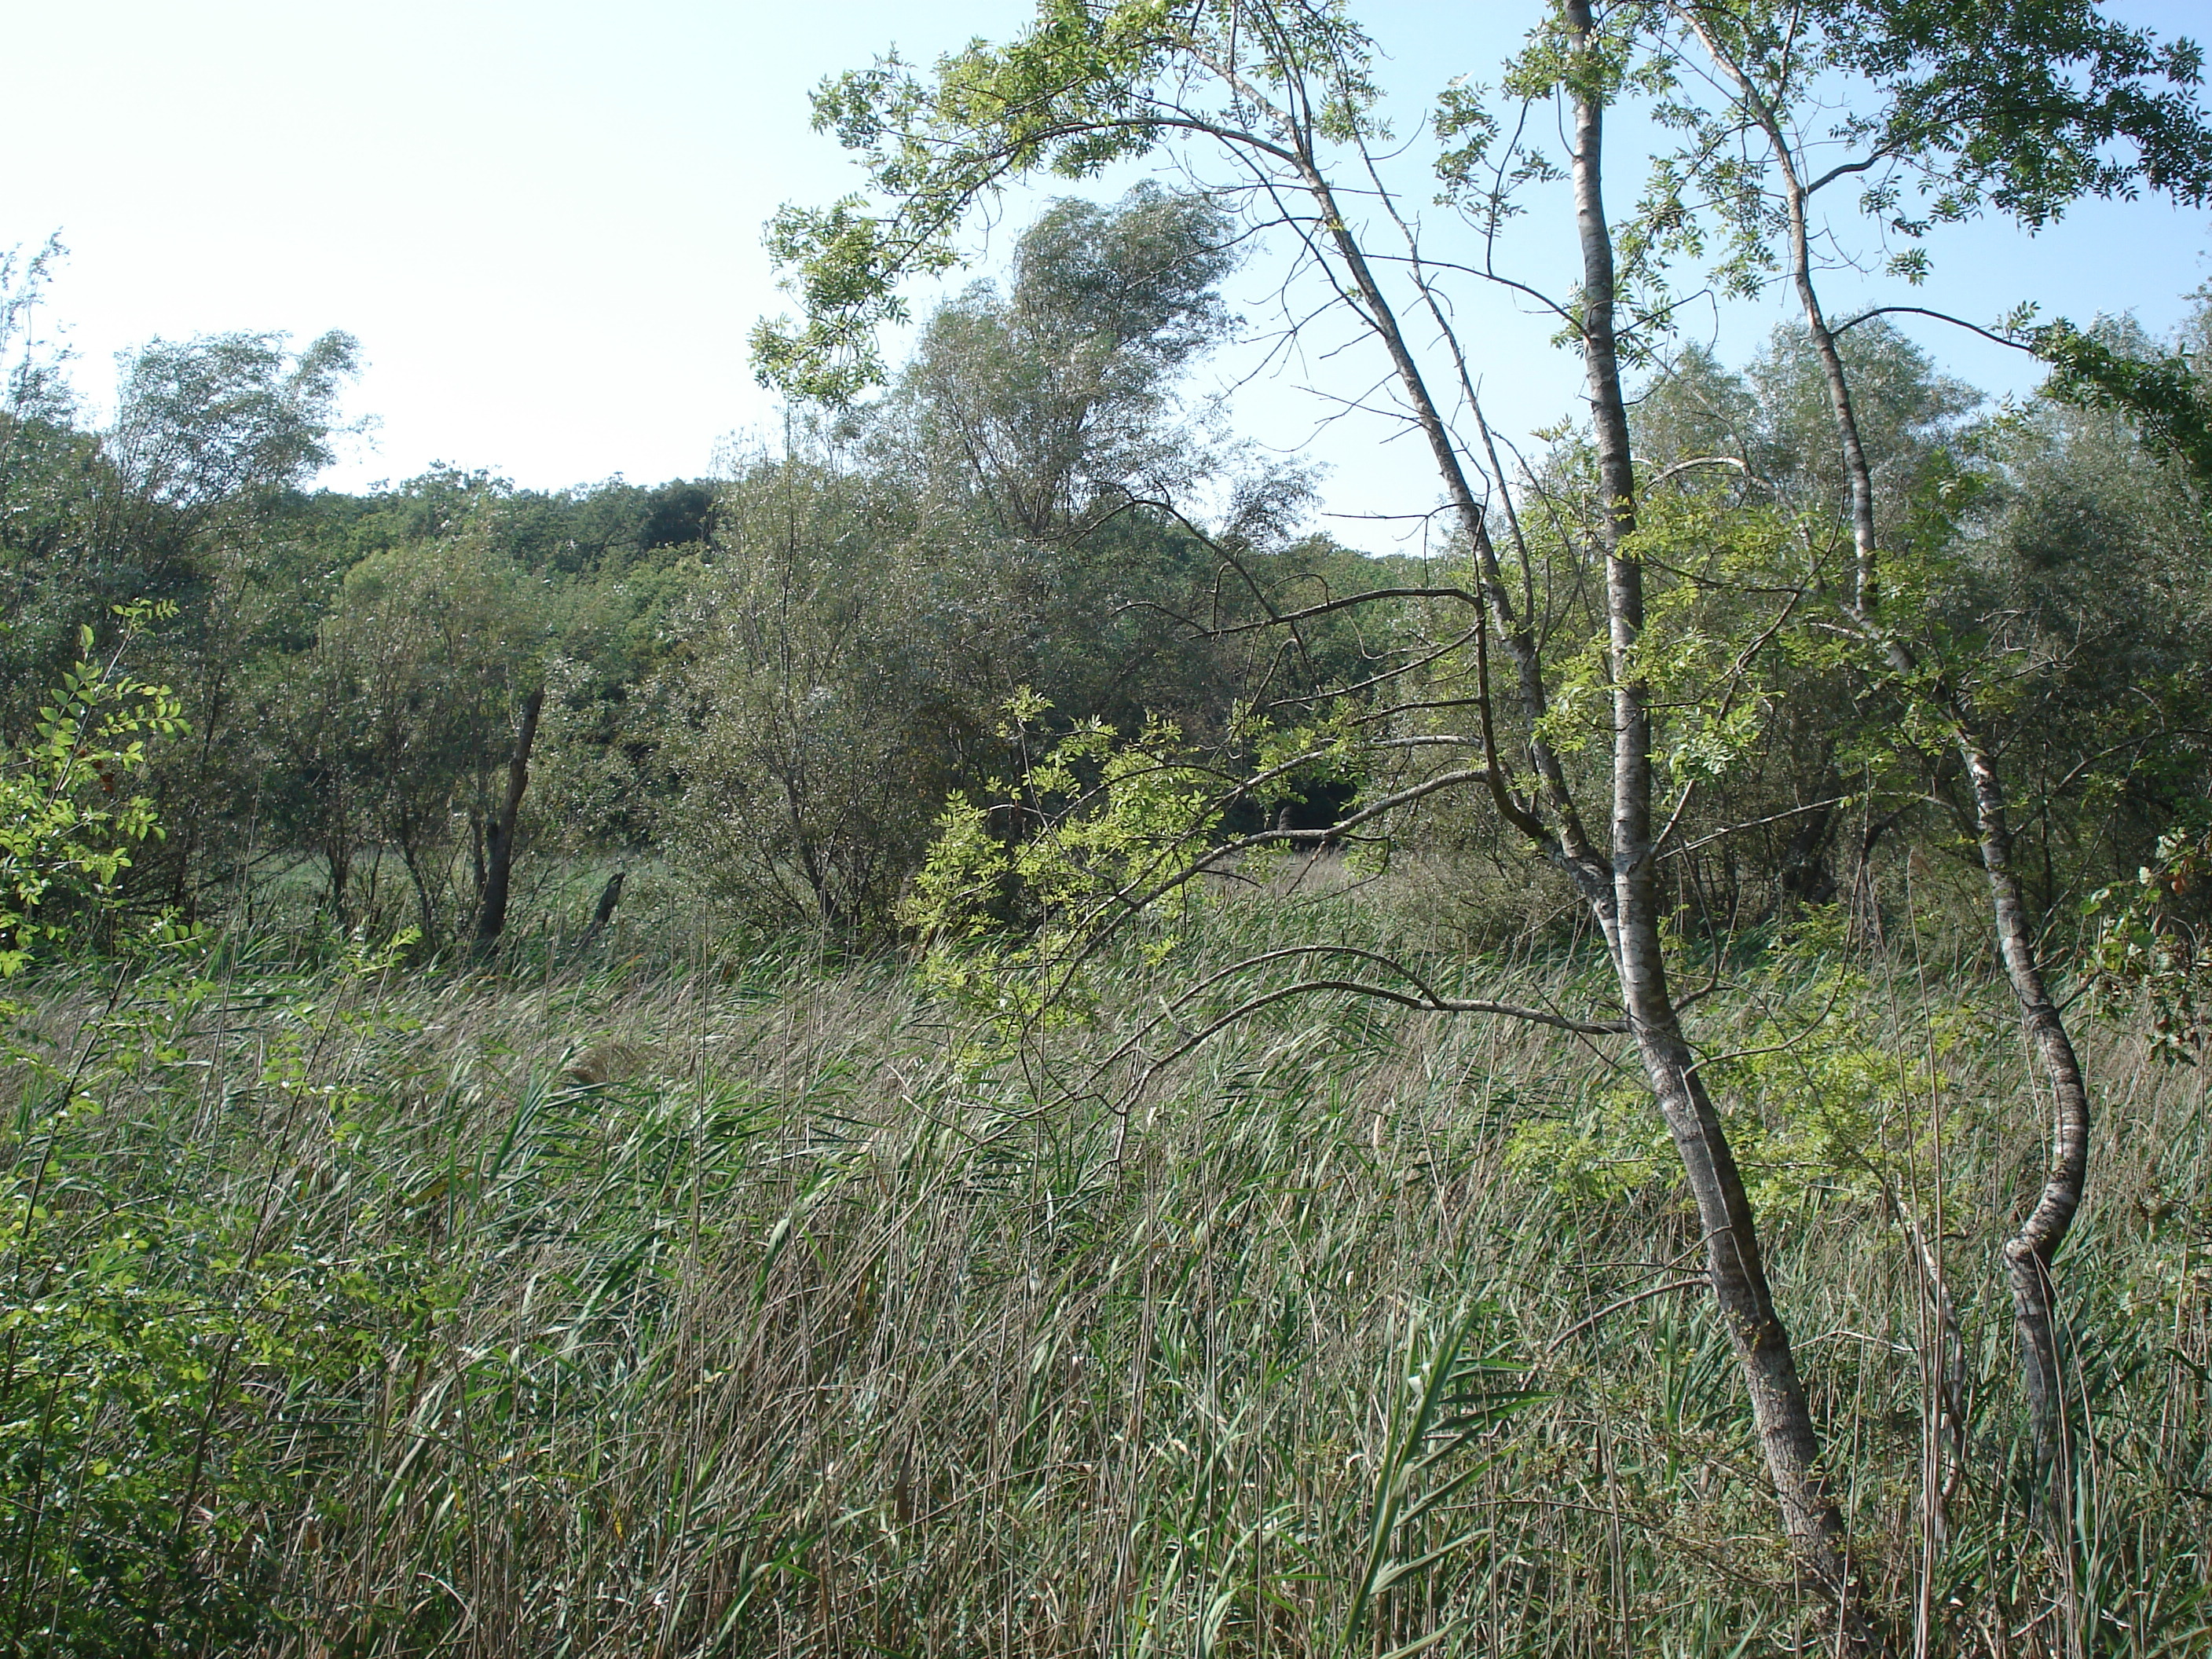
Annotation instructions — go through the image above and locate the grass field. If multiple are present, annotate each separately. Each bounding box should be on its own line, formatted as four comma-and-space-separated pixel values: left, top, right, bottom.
2, 878, 2207, 1656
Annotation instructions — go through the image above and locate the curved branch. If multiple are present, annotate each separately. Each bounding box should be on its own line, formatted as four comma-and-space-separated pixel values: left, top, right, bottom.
1113, 947, 1629, 1078
1545, 1280, 1709, 1354
1189, 584, 1485, 637
1640, 454, 1749, 489
1832, 304, 2037, 354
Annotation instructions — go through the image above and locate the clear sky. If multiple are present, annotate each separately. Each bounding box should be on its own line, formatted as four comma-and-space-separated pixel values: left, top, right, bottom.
5, 1, 2207, 549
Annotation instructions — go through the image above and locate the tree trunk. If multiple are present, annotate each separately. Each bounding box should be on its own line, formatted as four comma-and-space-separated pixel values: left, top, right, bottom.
1214, 17, 1865, 1628
323, 808, 354, 932
399, 835, 439, 941
1965, 746, 2089, 1536
1785, 132, 2086, 1557
1778, 764, 1842, 908
1559, 4, 1860, 1611
471, 688, 544, 962
576, 870, 625, 950
1682, 24, 2091, 1594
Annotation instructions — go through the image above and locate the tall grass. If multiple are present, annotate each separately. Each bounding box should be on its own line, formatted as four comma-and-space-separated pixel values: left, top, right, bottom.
1, 883, 2207, 1656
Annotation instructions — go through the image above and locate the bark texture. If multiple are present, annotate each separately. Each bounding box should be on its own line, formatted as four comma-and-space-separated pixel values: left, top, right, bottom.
1967, 748, 2089, 1526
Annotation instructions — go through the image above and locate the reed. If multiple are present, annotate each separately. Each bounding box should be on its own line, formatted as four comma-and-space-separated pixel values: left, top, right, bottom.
2, 885, 2205, 1656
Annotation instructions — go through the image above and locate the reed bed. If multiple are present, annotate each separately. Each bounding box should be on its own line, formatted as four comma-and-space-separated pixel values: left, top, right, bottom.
2, 888, 2207, 1657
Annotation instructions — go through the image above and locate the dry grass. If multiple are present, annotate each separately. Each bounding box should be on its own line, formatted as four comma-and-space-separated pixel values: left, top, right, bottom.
2, 887, 2208, 1657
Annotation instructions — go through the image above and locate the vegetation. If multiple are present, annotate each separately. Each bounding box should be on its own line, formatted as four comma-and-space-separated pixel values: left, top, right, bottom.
5, 0, 2212, 1652
2, 897, 2208, 1656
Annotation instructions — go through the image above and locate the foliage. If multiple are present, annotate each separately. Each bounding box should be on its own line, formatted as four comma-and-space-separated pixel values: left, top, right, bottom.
1504, 910, 1982, 1213
0, 613, 185, 975
2086, 819, 2212, 1060
2033, 317, 2212, 489
1557, 0, 2212, 307
107, 329, 360, 521
884, 183, 1239, 538
658, 439, 958, 936
901, 690, 1226, 1033
750, 2, 1382, 405
0, 942, 436, 1656
1813, 0, 2212, 230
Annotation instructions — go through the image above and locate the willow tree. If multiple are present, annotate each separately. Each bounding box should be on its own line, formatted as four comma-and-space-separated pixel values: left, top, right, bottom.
886, 181, 1237, 540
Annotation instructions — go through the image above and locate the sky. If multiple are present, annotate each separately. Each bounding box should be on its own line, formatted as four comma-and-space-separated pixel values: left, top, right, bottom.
5, 0, 2208, 551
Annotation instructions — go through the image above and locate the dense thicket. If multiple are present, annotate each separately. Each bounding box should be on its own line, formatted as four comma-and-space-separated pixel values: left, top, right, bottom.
0, 192, 1412, 952
9, 262, 2210, 963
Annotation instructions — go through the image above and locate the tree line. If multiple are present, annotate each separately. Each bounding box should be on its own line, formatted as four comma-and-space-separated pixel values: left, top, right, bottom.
8, 207, 2207, 974
0, 192, 1391, 953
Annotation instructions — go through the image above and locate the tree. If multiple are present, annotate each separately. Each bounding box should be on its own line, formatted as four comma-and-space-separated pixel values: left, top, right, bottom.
106, 331, 357, 526
0, 614, 183, 973
1971, 321, 2212, 910
2034, 309, 2212, 490
1628, 7, 2211, 1632
667, 190, 1265, 939
470, 686, 544, 961
879, 181, 1237, 539
1628, 325, 1983, 913
271, 515, 551, 942
0, 242, 115, 744
658, 436, 972, 935
757, 0, 2212, 1639
0, 323, 361, 915
760, 0, 1875, 1623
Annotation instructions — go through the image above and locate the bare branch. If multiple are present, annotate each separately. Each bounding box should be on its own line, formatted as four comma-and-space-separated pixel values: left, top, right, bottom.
1545, 1280, 1710, 1354
1832, 305, 2037, 354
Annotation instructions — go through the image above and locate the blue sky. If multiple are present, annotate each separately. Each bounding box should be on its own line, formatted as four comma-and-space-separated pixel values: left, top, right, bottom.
5, 0, 2207, 550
